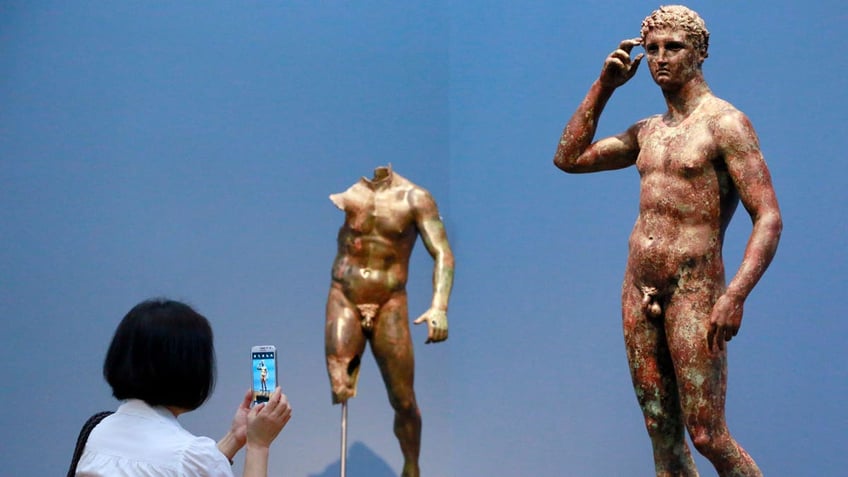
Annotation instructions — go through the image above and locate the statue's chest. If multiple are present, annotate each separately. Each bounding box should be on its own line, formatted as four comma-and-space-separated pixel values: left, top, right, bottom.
637, 122, 717, 178
345, 190, 414, 236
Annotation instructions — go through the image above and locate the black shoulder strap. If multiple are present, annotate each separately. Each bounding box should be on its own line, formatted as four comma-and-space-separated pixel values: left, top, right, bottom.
66, 411, 113, 477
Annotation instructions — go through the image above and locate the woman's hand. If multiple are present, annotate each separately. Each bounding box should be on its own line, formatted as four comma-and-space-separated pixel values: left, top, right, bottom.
247, 387, 292, 449
217, 388, 253, 462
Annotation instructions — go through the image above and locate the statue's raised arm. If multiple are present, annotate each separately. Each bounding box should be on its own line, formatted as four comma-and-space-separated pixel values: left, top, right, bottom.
554, 38, 645, 173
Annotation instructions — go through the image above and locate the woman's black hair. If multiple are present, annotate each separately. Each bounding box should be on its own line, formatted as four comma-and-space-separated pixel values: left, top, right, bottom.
103, 299, 216, 410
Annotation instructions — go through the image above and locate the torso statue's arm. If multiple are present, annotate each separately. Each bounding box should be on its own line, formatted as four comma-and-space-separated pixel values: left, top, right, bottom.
411, 188, 454, 311
409, 188, 454, 343
708, 110, 783, 349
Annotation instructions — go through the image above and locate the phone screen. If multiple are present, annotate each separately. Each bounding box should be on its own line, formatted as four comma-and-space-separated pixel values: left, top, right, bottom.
251, 346, 277, 403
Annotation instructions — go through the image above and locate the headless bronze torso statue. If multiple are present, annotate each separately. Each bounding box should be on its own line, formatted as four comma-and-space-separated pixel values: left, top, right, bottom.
325, 165, 454, 477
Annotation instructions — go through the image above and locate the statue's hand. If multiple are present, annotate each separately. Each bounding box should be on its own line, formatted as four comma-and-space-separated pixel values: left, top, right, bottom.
414, 308, 448, 344
599, 38, 644, 88
707, 293, 744, 352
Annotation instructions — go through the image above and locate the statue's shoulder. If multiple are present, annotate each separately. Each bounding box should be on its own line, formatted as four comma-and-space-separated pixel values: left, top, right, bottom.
329, 181, 368, 211
703, 96, 755, 134
390, 171, 416, 190
392, 173, 433, 199
397, 174, 430, 196
703, 95, 745, 120
636, 113, 663, 130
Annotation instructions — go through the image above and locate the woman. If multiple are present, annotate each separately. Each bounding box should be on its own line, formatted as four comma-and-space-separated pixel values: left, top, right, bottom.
75, 299, 292, 477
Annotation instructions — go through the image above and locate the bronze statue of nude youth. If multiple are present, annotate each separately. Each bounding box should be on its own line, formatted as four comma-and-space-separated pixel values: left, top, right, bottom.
554, 6, 782, 477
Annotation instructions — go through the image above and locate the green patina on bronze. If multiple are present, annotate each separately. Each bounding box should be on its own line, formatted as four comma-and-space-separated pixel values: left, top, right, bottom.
553, 5, 781, 476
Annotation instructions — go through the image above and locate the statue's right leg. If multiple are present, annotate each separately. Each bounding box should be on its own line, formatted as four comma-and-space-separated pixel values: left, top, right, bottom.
325, 284, 367, 404
622, 278, 699, 477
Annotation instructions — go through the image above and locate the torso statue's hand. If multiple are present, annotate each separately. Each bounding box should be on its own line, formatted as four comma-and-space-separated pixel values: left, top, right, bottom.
707, 293, 744, 351
414, 308, 448, 344
600, 38, 644, 88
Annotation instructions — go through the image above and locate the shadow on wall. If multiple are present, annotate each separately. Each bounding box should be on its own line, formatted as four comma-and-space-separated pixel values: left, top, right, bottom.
309, 441, 395, 477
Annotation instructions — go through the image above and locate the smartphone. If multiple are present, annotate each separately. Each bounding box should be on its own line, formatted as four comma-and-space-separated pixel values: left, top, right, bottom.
251, 345, 278, 404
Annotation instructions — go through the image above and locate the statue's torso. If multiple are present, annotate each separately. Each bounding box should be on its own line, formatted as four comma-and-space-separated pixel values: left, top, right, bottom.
628, 97, 740, 290
330, 177, 420, 303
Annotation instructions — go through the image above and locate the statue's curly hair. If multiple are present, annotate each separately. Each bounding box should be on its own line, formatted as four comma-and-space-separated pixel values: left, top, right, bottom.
641, 5, 710, 59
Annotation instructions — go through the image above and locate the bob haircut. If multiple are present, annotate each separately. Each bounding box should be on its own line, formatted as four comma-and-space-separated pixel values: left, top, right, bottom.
104, 299, 216, 410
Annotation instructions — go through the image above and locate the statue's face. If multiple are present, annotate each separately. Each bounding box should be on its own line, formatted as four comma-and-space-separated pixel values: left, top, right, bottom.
643, 28, 705, 91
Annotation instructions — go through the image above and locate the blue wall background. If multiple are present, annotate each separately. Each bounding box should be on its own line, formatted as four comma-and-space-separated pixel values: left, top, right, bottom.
2, 1, 845, 475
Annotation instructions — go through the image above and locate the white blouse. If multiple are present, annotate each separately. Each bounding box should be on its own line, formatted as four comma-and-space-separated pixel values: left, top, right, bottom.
76, 399, 233, 477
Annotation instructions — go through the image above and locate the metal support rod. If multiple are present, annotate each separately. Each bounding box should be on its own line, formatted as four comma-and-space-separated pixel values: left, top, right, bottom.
340, 401, 348, 477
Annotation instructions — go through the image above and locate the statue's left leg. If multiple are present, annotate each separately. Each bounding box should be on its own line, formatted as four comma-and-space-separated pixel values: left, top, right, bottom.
372, 292, 421, 477
665, 286, 762, 477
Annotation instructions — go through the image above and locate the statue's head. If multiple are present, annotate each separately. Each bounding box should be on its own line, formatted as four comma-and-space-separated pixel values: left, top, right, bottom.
641, 5, 710, 60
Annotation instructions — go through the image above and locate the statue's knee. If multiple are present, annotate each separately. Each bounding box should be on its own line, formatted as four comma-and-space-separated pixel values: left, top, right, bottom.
690, 426, 730, 458
389, 395, 419, 415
